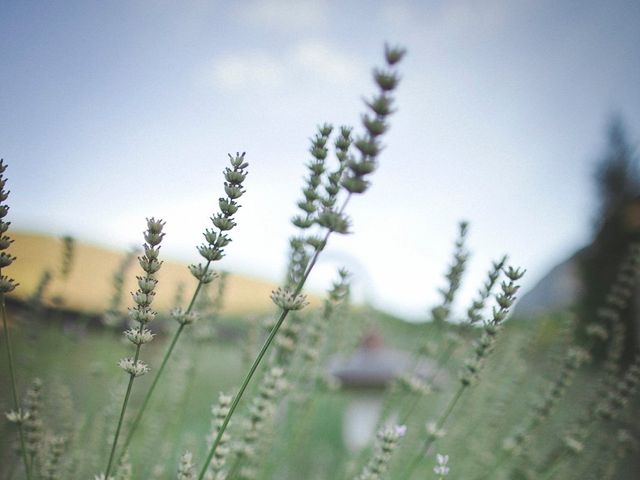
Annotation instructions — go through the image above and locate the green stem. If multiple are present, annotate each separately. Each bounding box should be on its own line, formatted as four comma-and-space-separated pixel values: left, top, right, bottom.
197, 196, 351, 480
227, 455, 242, 480
119, 322, 185, 455
104, 334, 144, 477
118, 260, 212, 460
197, 307, 290, 480
400, 385, 466, 480
1, 294, 32, 480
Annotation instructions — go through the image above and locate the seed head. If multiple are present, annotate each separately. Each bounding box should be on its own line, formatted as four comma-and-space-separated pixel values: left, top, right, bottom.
434, 454, 450, 476
118, 358, 149, 377
124, 327, 155, 345
128, 307, 156, 324
0, 252, 15, 268
171, 307, 199, 325
384, 44, 407, 65
5, 409, 30, 424
270, 288, 309, 311
189, 263, 217, 284
0, 275, 18, 293
177, 451, 196, 480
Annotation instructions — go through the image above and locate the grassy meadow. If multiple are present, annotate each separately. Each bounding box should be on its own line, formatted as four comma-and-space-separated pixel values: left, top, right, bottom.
3, 294, 638, 479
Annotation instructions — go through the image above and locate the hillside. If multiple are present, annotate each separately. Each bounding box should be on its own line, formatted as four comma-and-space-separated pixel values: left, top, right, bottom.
5, 231, 281, 316
513, 253, 582, 317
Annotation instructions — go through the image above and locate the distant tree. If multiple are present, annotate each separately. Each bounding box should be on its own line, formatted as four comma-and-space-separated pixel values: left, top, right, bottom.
579, 116, 640, 364
594, 117, 640, 227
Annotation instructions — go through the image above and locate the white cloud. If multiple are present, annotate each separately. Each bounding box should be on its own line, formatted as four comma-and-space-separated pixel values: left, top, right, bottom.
378, 0, 532, 41
199, 40, 364, 93
201, 52, 285, 91
292, 41, 364, 85
234, 0, 329, 32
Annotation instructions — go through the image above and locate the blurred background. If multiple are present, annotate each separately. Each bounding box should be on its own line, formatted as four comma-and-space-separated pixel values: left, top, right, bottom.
2, 2, 640, 479
2, 0, 639, 319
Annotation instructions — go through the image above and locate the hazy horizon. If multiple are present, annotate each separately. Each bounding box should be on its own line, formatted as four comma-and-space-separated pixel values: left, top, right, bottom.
2, 0, 640, 319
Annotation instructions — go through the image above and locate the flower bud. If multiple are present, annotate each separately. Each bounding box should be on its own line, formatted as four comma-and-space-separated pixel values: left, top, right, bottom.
211, 214, 236, 231
118, 358, 149, 377
128, 307, 156, 324
171, 307, 199, 325
124, 327, 155, 345
219, 198, 240, 216
0, 275, 18, 293
373, 68, 400, 91
139, 257, 161, 274
0, 252, 15, 267
384, 44, 407, 65
137, 276, 158, 294
0, 235, 13, 250
224, 168, 247, 185
189, 263, 217, 284
198, 244, 224, 262
224, 183, 245, 199
341, 175, 369, 194
270, 287, 309, 311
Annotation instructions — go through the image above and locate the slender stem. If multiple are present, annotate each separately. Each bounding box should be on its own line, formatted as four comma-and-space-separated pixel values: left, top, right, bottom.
185, 261, 212, 312
198, 197, 351, 480
118, 260, 211, 459
432, 385, 465, 441
1, 294, 32, 480
536, 427, 594, 480
399, 394, 420, 425
227, 455, 242, 480
259, 394, 320, 479
104, 333, 144, 477
197, 307, 290, 480
400, 385, 466, 480
104, 373, 136, 477
119, 322, 186, 455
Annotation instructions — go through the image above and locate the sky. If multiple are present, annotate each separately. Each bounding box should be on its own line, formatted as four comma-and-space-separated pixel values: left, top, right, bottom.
1, 0, 639, 320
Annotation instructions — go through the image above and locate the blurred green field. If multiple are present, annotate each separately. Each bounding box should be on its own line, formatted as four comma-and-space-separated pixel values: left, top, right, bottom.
2, 300, 638, 479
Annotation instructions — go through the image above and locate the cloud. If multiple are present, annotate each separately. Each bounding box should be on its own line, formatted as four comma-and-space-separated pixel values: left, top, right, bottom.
199, 40, 364, 93
201, 52, 286, 91
234, 0, 329, 32
292, 41, 364, 85
378, 0, 532, 40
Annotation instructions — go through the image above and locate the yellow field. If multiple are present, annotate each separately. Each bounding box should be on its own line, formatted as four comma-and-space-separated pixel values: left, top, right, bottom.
5, 231, 284, 315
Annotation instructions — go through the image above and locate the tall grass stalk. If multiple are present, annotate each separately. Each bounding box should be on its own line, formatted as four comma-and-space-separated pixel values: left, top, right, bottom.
399, 265, 525, 479
197, 44, 406, 479
118, 267, 205, 456
0, 159, 31, 480
197, 216, 342, 480
104, 218, 166, 478
2, 295, 32, 480
118, 153, 248, 461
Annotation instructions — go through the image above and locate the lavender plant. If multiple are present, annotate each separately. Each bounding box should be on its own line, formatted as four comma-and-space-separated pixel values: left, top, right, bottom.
195, 44, 407, 480
103, 217, 166, 478
117, 153, 249, 461
398, 265, 525, 479
0, 159, 31, 480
